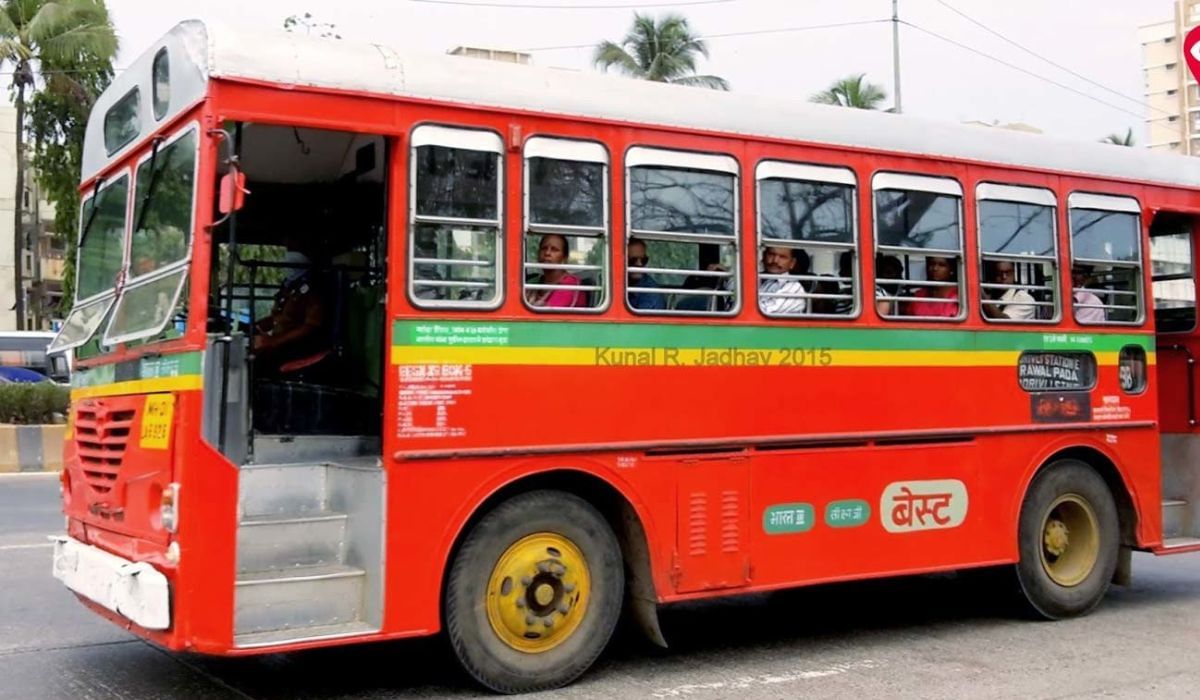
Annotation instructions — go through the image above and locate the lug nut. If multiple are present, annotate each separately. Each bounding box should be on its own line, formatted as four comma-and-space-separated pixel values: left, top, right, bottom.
525, 615, 536, 626
537, 562, 550, 573
543, 617, 554, 628
516, 598, 526, 609
557, 603, 569, 614
563, 583, 576, 593
520, 576, 532, 586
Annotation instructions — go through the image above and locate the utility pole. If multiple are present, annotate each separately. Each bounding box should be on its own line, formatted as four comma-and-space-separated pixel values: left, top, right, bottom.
892, 0, 903, 114
892, 0, 902, 113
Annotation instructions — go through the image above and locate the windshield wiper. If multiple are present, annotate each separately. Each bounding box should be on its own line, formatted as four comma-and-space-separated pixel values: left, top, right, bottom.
133, 136, 166, 235
76, 177, 106, 250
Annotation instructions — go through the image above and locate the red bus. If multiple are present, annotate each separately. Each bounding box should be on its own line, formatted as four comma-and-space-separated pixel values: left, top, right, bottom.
49, 20, 1200, 693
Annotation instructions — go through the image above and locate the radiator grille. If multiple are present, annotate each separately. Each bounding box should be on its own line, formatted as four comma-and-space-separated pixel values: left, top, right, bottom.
75, 404, 136, 495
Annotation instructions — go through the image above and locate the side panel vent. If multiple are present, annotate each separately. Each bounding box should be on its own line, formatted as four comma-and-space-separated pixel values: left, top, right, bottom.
675, 458, 749, 593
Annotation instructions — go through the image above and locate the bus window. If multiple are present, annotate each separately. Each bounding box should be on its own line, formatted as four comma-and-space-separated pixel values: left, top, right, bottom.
976, 184, 1058, 323
1149, 213, 1195, 333
523, 138, 608, 311
409, 126, 503, 309
626, 147, 738, 314
76, 174, 130, 302
130, 128, 196, 279
756, 161, 856, 317
873, 173, 965, 320
1068, 193, 1142, 324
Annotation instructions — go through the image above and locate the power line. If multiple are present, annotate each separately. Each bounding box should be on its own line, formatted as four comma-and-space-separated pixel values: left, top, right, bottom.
902, 20, 1182, 134
930, 0, 1172, 118
521, 18, 890, 52
410, 0, 733, 8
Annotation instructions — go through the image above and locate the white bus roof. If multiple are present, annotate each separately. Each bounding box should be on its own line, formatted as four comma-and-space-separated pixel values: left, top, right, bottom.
83, 19, 1200, 193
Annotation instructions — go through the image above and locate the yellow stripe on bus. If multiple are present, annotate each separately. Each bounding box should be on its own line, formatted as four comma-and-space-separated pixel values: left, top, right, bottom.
70, 375, 203, 401
391, 347, 1153, 368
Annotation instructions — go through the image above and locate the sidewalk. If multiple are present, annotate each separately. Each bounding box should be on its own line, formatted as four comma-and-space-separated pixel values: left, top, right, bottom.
0, 425, 65, 473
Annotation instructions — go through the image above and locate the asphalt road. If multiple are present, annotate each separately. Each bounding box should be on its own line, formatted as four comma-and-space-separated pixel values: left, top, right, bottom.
4, 472, 1200, 699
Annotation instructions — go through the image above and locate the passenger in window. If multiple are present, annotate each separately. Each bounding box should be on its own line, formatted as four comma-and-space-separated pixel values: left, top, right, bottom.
904, 256, 959, 317
627, 237, 666, 310
1071, 264, 1106, 322
875, 254, 904, 316
526, 233, 585, 308
982, 260, 1035, 320
831, 251, 854, 315
759, 246, 807, 315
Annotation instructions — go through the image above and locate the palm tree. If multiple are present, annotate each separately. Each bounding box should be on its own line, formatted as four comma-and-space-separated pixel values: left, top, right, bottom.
0, 0, 116, 330
1101, 128, 1135, 147
810, 74, 888, 110
593, 13, 729, 90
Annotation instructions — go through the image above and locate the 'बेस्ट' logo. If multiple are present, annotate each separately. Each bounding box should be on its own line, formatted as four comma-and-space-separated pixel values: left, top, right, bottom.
880, 479, 968, 533
1185, 25, 1200, 85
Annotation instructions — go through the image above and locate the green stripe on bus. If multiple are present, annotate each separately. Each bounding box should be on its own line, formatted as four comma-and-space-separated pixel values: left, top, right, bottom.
392, 320, 1151, 353
71, 351, 204, 389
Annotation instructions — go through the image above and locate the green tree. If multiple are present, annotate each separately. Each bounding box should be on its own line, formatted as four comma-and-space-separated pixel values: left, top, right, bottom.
810, 73, 888, 110
1101, 128, 1135, 146
27, 46, 114, 316
593, 12, 728, 90
0, 0, 117, 328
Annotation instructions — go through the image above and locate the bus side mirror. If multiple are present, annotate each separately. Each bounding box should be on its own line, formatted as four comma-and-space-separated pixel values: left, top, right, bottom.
218, 169, 247, 214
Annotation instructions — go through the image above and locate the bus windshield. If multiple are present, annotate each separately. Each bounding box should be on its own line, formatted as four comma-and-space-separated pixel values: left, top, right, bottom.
129, 128, 196, 279
75, 175, 129, 301
52, 125, 198, 352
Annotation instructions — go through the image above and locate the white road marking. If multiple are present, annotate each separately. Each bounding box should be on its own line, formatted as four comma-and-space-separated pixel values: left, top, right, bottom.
650, 659, 882, 698
0, 540, 56, 551
0, 471, 59, 480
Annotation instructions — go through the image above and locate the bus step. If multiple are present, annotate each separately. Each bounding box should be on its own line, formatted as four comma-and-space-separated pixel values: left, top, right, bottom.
235, 620, 377, 649
1162, 499, 1189, 540
235, 563, 366, 636
1162, 536, 1200, 549
236, 511, 349, 573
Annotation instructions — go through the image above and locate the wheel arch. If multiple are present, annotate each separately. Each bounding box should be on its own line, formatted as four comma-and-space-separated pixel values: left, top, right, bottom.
1029, 445, 1138, 550
436, 466, 667, 646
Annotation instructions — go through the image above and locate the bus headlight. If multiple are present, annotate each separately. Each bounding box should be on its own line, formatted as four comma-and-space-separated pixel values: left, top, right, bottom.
160, 483, 180, 533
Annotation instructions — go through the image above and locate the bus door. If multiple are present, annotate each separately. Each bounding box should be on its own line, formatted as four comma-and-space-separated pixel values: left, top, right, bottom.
1149, 211, 1200, 545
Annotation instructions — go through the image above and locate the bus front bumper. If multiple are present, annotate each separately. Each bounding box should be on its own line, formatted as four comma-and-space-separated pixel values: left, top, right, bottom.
51, 536, 170, 630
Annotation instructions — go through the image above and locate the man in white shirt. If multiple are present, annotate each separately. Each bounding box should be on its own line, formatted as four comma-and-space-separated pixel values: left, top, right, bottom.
1071, 264, 1106, 323
759, 246, 807, 315
982, 260, 1035, 320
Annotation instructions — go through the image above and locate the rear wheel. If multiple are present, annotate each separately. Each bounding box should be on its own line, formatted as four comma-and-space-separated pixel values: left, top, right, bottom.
444, 490, 624, 693
1015, 460, 1119, 619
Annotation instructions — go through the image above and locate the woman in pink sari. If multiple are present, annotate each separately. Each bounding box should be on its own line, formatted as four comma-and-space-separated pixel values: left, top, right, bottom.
526, 233, 585, 308
904, 256, 959, 317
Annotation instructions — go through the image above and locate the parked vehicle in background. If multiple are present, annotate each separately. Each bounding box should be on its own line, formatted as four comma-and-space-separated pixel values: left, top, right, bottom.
0, 331, 67, 383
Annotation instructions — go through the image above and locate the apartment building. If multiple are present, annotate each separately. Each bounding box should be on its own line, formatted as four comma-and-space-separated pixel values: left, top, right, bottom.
1140, 1, 1200, 154
0, 103, 59, 331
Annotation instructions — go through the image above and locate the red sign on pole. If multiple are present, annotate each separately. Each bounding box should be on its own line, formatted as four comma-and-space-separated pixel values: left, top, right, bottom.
1186, 24, 1200, 84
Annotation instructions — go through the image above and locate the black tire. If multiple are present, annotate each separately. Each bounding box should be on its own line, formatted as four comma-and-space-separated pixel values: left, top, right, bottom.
444, 490, 624, 694
1015, 459, 1119, 620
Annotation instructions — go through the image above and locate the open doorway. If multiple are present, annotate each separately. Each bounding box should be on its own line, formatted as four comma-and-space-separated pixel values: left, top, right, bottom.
209, 124, 388, 460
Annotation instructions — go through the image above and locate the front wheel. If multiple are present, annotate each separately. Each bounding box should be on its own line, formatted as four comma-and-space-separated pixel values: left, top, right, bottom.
1015, 460, 1119, 619
444, 490, 624, 694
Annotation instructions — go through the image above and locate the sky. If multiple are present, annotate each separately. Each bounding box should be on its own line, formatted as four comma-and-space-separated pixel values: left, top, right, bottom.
103, 0, 1175, 144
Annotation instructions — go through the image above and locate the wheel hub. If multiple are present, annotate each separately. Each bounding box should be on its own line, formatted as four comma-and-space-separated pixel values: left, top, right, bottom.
486, 532, 590, 653
1039, 494, 1100, 587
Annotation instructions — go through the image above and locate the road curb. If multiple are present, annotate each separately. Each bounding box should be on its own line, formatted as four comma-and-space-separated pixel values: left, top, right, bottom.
0, 424, 65, 473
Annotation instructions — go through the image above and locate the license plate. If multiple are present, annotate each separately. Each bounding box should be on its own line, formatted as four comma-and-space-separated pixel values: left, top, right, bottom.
139, 394, 175, 449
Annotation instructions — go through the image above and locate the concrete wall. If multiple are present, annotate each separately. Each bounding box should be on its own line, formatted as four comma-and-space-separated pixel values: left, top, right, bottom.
0, 424, 64, 472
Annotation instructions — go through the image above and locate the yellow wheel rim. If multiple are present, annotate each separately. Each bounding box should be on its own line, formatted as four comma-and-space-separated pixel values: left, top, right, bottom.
485, 532, 591, 654
1039, 494, 1100, 587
